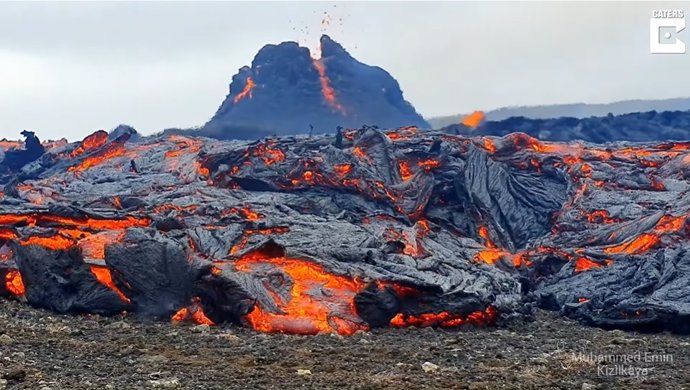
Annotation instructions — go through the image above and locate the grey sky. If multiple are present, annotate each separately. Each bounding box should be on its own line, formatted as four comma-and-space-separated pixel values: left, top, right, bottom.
1, 1, 688, 141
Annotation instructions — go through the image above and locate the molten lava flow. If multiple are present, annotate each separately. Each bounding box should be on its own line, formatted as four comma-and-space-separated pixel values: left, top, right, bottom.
0, 214, 37, 226
511, 253, 533, 268
153, 204, 198, 215
70, 130, 108, 158
233, 77, 255, 104
39, 214, 150, 230
240, 207, 262, 221
21, 234, 75, 251
171, 297, 215, 325
390, 306, 497, 328
650, 176, 666, 191
164, 136, 203, 159
398, 160, 413, 182
0, 228, 18, 240
312, 59, 344, 113
586, 210, 619, 224
384, 227, 425, 257
461, 111, 485, 128
89, 265, 131, 303
655, 215, 686, 233
575, 257, 613, 273
229, 227, 289, 255
418, 159, 440, 171
478, 225, 496, 248
248, 142, 286, 166
386, 126, 419, 141
68, 139, 127, 173
1, 213, 149, 253
4, 270, 25, 296
333, 163, 353, 177
475, 249, 507, 265
221, 206, 264, 221
482, 138, 496, 154
235, 251, 367, 335
603, 233, 660, 255
79, 231, 123, 260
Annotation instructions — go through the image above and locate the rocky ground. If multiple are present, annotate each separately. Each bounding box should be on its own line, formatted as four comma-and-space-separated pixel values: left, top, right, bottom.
0, 299, 689, 390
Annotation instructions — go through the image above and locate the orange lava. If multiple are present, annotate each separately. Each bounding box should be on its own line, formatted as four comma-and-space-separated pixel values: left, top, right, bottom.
0, 228, 18, 241
586, 210, 619, 224
483, 138, 496, 154
418, 159, 441, 171
40, 214, 150, 230
390, 306, 497, 328
574, 257, 612, 272
475, 249, 506, 265
333, 163, 353, 177
461, 111, 485, 128
236, 208, 259, 222
352, 146, 368, 160
21, 234, 75, 251
229, 227, 289, 255
650, 176, 666, 191
250, 142, 285, 166
398, 160, 413, 182
235, 252, 366, 335
164, 136, 203, 159
89, 265, 131, 303
313, 59, 344, 113
70, 130, 108, 158
603, 233, 660, 255
478, 225, 496, 248
655, 215, 685, 233
386, 126, 419, 141
511, 253, 533, 268
171, 297, 215, 325
68, 139, 126, 173
79, 231, 122, 260
233, 77, 255, 104
4, 270, 25, 296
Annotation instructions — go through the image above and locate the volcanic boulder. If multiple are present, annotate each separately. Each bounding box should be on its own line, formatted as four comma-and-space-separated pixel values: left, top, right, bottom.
203, 35, 429, 138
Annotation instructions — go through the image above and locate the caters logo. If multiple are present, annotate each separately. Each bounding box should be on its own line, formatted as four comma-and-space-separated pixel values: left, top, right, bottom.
650, 9, 686, 54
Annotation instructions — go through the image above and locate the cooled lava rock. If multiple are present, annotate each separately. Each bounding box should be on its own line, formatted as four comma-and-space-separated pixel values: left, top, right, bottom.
2, 127, 690, 335
201, 35, 429, 139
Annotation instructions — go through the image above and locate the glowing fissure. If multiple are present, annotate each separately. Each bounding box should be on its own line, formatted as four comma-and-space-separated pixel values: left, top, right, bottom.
312, 59, 344, 114
233, 77, 255, 104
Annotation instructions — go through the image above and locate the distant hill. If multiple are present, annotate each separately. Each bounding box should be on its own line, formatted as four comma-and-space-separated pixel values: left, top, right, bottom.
428, 97, 690, 129
441, 109, 690, 143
